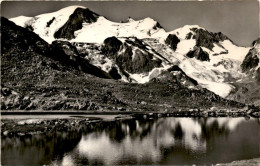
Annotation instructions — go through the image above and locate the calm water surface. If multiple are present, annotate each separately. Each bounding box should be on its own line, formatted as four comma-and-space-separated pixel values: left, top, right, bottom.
1, 117, 260, 165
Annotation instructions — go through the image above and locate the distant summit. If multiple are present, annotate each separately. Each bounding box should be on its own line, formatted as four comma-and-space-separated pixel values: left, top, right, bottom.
127, 17, 135, 23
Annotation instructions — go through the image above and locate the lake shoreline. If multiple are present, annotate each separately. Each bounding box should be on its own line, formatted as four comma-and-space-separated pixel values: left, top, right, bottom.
1, 111, 259, 137
1, 108, 259, 118
1, 109, 259, 136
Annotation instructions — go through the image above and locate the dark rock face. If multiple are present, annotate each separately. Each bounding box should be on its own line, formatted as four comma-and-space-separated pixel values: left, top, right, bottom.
102, 37, 123, 58
51, 40, 80, 58
213, 32, 230, 42
116, 43, 162, 74
102, 37, 162, 74
54, 8, 99, 40
154, 22, 163, 29
109, 67, 122, 80
186, 47, 210, 61
190, 28, 231, 50
186, 32, 193, 39
196, 29, 216, 50
252, 38, 260, 47
241, 48, 259, 72
256, 68, 260, 83
241, 38, 260, 83
165, 34, 180, 51
46, 17, 55, 27
191, 28, 215, 50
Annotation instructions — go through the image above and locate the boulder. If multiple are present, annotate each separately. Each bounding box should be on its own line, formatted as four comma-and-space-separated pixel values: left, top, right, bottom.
3, 131, 9, 136
108, 67, 122, 80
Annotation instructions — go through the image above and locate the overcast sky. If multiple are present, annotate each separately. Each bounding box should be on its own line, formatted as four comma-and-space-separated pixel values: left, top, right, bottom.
1, 1, 259, 46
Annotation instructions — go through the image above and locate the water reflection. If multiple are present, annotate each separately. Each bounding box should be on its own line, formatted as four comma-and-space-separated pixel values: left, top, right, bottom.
1, 131, 81, 165
2, 117, 259, 165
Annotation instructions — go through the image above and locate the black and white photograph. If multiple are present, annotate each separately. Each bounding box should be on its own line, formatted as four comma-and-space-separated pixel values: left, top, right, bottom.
1, 0, 260, 165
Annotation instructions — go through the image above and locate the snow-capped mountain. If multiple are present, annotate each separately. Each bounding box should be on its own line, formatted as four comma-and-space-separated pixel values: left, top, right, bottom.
9, 6, 258, 103
10, 6, 165, 44
10, 6, 94, 43
144, 25, 251, 97
4, 16, 247, 111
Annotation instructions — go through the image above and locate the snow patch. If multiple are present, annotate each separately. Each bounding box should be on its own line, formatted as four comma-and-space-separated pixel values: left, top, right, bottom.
169, 25, 205, 40
212, 43, 227, 55
220, 40, 250, 61
72, 17, 165, 43
10, 16, 32, 27
175, 39, 196, 55
130, 73, 150, 83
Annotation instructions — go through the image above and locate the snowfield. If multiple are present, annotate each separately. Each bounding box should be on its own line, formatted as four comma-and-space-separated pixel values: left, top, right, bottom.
71, 16, 166, 43
10, 16, 32, 27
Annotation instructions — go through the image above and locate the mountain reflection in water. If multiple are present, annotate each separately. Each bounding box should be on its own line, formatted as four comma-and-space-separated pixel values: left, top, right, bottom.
1, 117, 259, 165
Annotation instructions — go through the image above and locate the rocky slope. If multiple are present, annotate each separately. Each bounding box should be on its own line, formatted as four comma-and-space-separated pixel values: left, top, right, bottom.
1, 16, 251, 111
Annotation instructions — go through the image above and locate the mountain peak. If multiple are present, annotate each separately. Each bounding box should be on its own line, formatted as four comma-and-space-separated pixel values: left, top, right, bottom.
10, 6, 98, 43
182, 24, 205, 30
252, 37, 260, 47
127, 17, 135, 22
169, 25, 205, 40
35, 6, 87, 19
54, 7, 99, 40
49, 5, 86, 13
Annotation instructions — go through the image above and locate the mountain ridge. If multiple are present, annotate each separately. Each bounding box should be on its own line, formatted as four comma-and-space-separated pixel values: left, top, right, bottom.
4, 5, 260, 107
2, 16, 252, 111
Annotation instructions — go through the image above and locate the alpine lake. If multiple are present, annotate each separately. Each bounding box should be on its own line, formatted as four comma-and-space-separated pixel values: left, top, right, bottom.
1, 113, 260, 165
